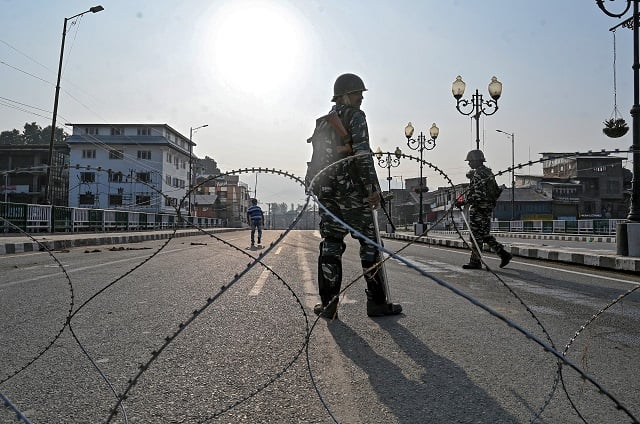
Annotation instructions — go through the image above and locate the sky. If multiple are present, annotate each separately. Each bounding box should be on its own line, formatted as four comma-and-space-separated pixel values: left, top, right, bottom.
0, 0, 636, 208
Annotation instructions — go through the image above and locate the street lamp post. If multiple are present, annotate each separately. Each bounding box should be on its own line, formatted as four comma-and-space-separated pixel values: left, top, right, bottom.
374, 146, 402, 232
189, 124, 208, 217
45, 5, 104, 205
405, 122, 439, 235
451, 75, 503, 150
597, 0, 640, 256
496, 129, 515, 220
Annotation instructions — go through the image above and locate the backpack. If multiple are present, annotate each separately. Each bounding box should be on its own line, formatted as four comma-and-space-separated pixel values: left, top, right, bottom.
486, 176, 503, 207
305, 108, 356, 195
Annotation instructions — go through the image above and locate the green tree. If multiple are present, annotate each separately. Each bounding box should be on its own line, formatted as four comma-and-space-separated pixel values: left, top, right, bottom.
41, 125, 66, 144
23, 122, 44, 144
0, 129, 22, 145
0, 123, 67, 145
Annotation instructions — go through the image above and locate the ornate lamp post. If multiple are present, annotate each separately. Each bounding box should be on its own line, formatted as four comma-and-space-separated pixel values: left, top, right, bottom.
597, 0, 640, 256
496, 129, 516, 220
451, 75, 503, 150
45, 5, 104, 204
189, 124, 208, 216
405, 122, 439, 235
375, 146, 402, 232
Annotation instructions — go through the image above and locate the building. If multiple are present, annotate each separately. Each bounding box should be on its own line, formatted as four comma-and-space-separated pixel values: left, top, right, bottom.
66, 123, 194, 214
0, 144, 69, 205
197, 174, 249, 227
536, 152, 629, 218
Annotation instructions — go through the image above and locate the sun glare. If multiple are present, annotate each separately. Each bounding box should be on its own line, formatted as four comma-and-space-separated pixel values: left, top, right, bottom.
207, 1, 307, 97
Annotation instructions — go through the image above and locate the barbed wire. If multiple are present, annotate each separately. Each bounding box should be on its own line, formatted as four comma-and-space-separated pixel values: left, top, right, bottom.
1, 152, 638, 423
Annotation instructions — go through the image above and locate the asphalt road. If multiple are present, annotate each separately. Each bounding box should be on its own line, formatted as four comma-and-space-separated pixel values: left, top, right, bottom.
1, 230, 640, 423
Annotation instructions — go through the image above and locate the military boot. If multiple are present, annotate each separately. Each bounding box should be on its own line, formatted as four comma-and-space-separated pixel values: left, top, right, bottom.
367, 300, 403, 317
462, 261, 483, 270
499, 249, 513, 268
314, 300, 338, 319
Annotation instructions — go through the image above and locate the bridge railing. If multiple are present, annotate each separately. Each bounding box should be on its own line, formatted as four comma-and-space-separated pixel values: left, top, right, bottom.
490, 219, 626, 236
0, 202, 224, 233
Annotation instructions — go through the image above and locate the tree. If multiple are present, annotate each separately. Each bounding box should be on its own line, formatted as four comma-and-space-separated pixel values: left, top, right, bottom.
23, 122, 44, 144
41, 125, 66, 144
0, 129, 22, 145
0, 123, 67, 145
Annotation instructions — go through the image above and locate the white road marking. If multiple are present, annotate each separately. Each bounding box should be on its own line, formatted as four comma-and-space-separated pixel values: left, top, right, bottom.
249, 268, 270, 296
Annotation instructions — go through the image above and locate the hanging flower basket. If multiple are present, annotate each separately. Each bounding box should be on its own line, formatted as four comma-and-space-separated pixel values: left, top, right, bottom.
602, 118, 629, 138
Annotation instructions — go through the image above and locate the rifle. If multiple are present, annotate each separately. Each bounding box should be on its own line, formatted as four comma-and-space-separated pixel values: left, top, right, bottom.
326, 110, 353, 155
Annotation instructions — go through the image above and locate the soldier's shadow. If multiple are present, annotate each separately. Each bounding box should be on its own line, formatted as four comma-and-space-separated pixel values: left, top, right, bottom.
327, 318, 519, 423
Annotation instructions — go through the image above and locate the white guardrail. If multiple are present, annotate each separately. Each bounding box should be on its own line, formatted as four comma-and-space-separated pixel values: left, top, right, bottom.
1, 202, 224, 233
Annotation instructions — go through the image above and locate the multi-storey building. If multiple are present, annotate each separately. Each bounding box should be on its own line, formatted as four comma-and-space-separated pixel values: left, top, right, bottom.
540, 152, 629, 218
0, 144, 69, 205
66, 123, 194, 214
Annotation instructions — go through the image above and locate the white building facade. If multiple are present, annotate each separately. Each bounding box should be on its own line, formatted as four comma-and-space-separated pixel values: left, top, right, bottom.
66, 123, 195, 214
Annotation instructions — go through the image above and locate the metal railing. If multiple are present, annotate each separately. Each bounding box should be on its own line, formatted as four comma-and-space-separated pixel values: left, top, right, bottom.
0, 202, 224, 233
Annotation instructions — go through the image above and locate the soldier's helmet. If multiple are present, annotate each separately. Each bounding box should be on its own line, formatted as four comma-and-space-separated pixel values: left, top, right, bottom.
465, 149, 486, 162
332, 73, 367, 101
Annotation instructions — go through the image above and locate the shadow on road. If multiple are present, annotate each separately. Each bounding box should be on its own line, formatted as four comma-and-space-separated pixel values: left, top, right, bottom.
327, 318, 519, 423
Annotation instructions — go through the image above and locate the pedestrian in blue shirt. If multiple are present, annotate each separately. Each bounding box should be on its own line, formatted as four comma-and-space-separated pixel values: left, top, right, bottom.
247, 198, 264, 247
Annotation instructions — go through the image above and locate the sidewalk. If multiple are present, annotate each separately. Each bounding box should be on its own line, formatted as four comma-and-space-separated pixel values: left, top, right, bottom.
0, 228, 242, 255
384, 231, 640, 273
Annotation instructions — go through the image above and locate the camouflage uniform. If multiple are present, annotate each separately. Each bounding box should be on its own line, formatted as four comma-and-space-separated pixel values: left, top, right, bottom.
317, 103, 389, 307
465, 164, 511, 268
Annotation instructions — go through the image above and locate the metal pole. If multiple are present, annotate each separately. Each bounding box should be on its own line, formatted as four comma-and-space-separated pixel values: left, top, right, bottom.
387, 163, 392, 221
45, 17, 68, 205
189, 127, 193, 216
473, 89, 481, 150
419, 146, 424, 224
45, 6, 103, 205
629, 0, 640, 221
511, 132, 515, 220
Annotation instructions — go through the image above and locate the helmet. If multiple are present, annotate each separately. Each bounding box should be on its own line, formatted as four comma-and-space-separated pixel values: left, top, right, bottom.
332, 73, 367, 101
465, 149, 486, 162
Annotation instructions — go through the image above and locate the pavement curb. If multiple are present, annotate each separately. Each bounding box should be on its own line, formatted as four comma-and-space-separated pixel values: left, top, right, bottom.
0, 229, 243, 255
383, 232, 640, 273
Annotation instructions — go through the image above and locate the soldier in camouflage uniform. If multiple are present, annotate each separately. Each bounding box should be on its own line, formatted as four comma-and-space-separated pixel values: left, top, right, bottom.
456, 149, 512, 269
313, 73, 402, 318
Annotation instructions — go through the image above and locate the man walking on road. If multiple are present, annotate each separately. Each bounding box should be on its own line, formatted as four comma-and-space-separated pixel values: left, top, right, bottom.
456, 149, 512, 269
247, 198, 264, 247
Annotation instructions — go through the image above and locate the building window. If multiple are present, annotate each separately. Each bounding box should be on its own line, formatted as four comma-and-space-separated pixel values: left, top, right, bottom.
174, 157, 179, 169
111, 127, 124, 136
165, 197, 177, 207
84, 127, 98, 135
79, 192, 95, 205
137, 127, 151, 136
109, 149, 124, 159
607, 180, 619, 194
136, 194, 151, 206
137, 150, 152, 160
165, 175, 172, 185
80, 172, 95, 183
136, 172, 151, 183
109, 194, 123, 205
109, 171, 123, 183
82, 149, 96, 159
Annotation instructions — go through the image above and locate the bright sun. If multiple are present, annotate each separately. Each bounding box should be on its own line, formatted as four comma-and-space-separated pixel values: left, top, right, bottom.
207, 0, 307, 96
